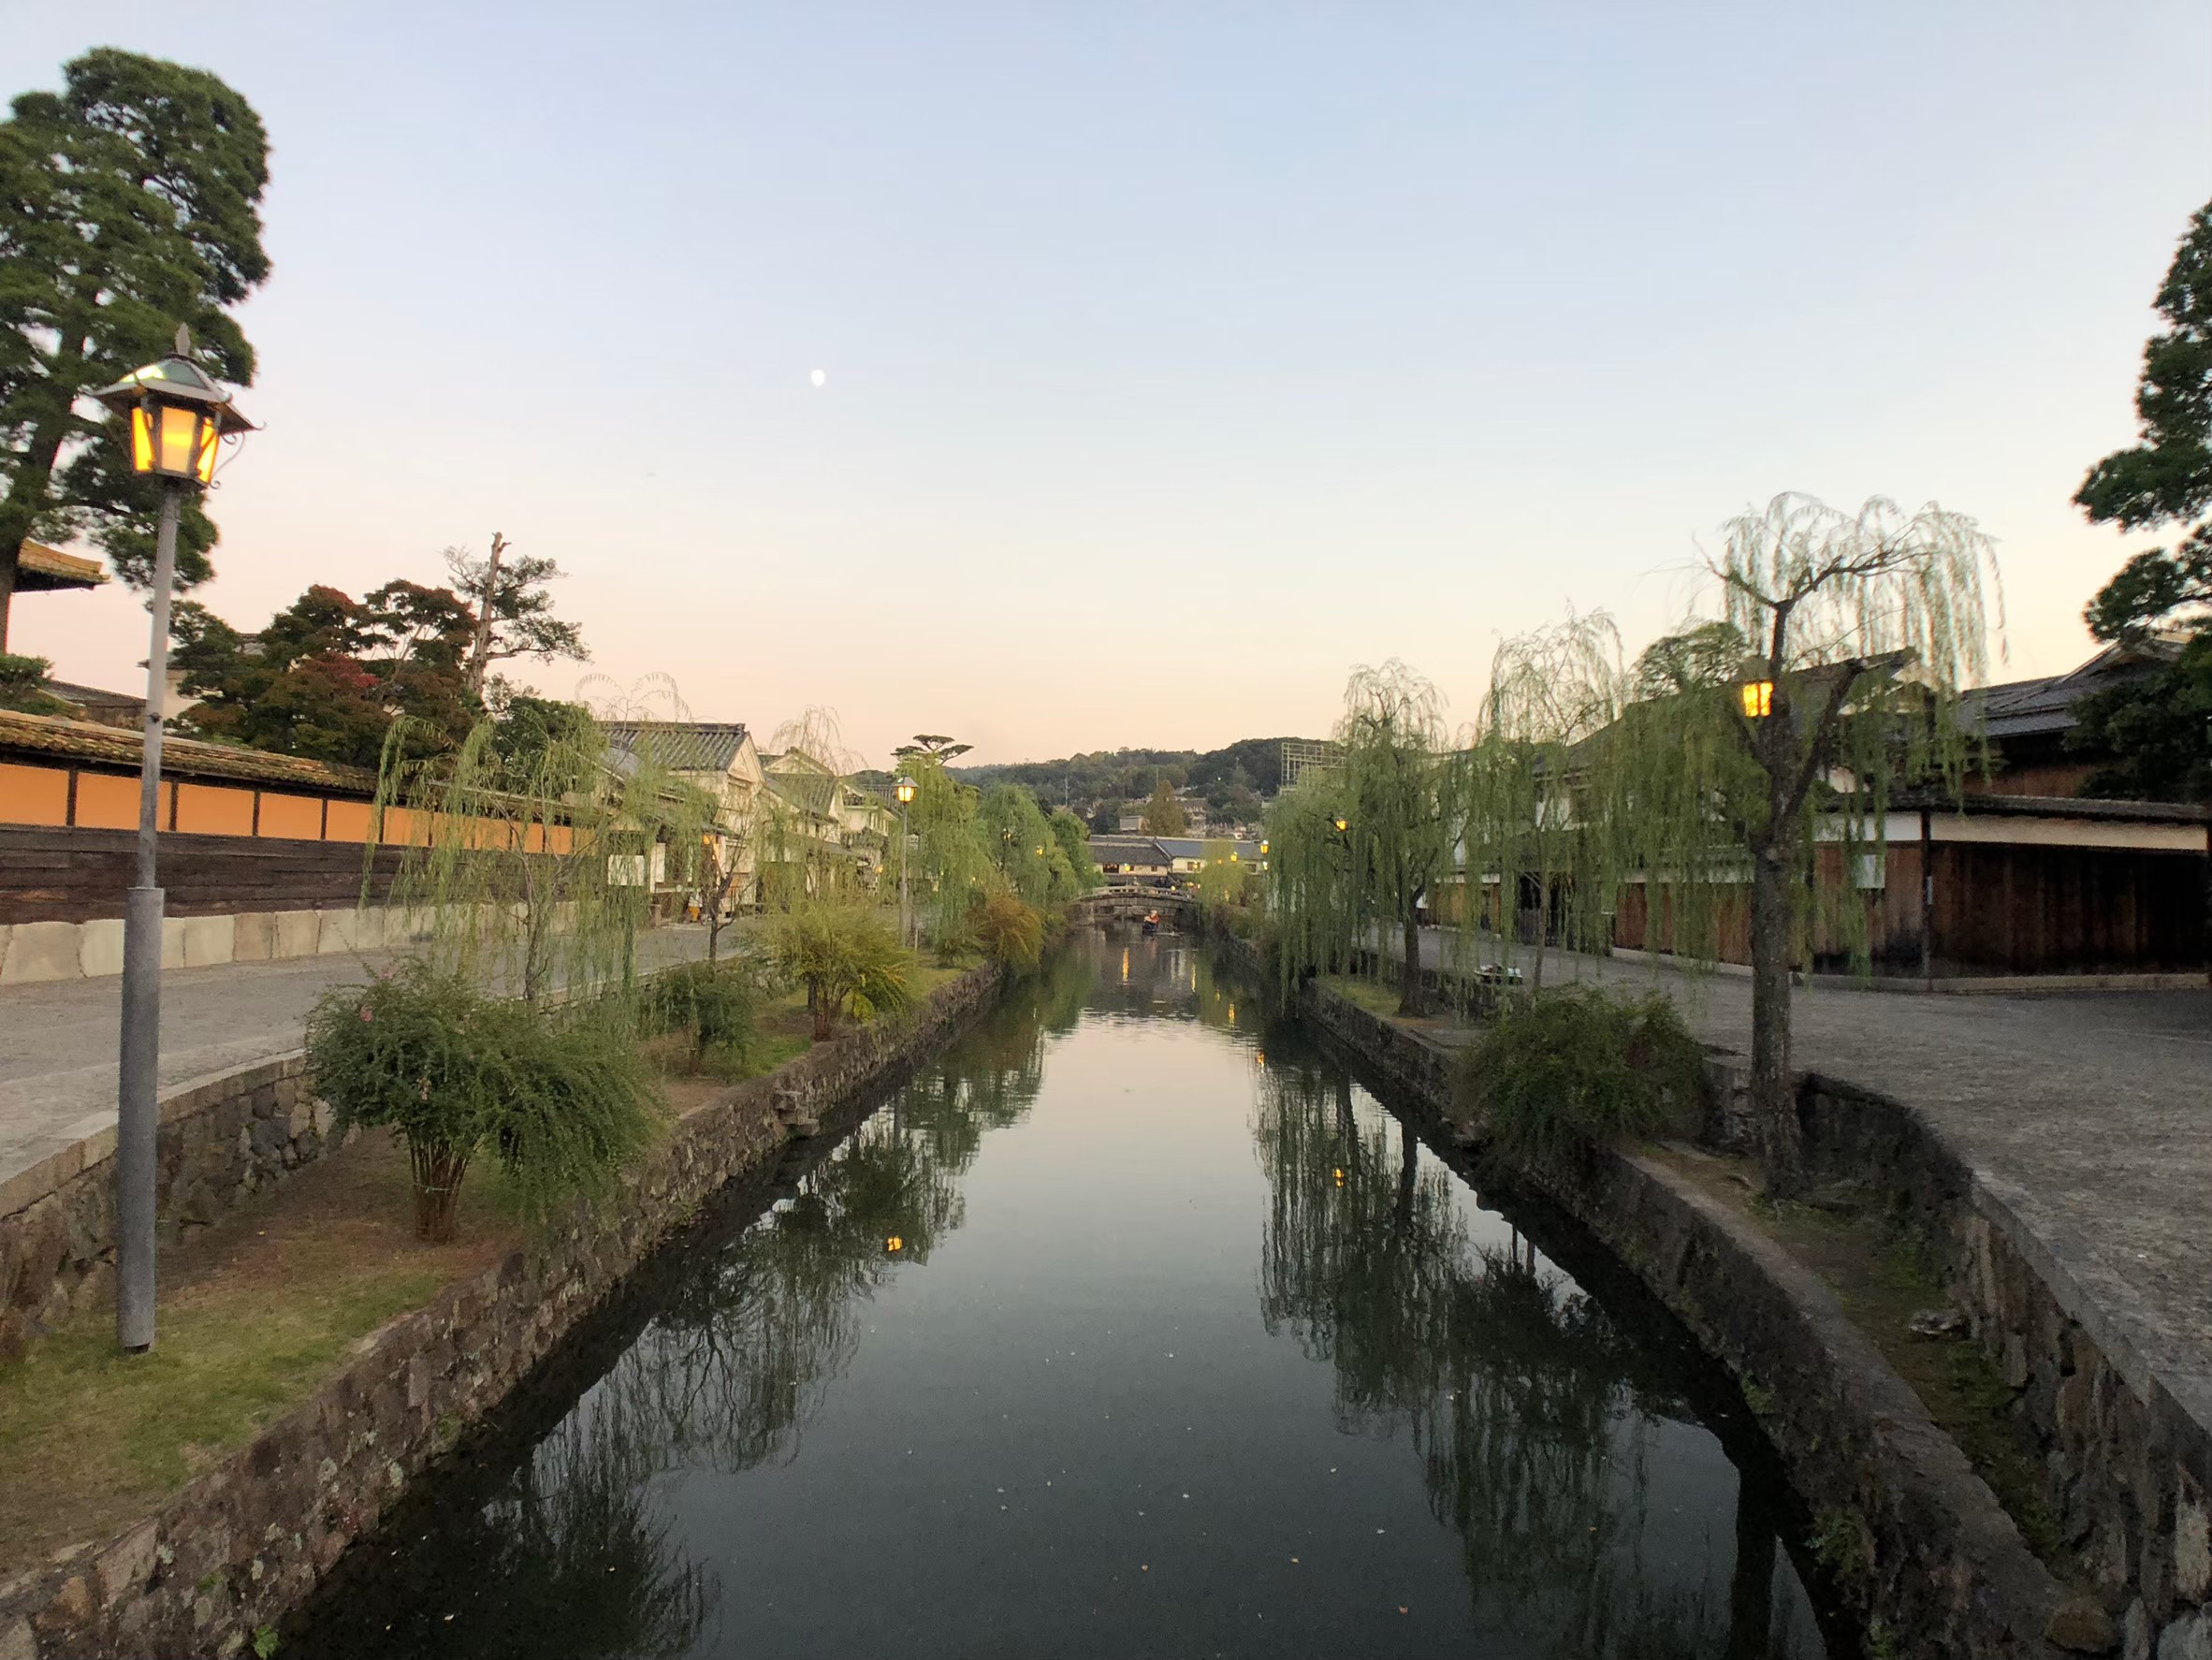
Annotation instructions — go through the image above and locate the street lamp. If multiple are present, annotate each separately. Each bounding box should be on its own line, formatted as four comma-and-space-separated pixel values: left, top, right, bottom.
894, 775, 917, 949
1739, 678, 1775, 720
89, 328, 254, 1355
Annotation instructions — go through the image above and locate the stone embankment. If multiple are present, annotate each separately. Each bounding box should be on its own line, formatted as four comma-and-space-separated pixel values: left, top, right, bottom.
0, 964, 1001, 1660
1277, 954, 2210, 1660
1, 1055, 336, 1361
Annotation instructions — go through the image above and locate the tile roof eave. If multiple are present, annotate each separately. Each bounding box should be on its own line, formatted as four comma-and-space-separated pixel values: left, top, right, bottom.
0, 709, 380, 795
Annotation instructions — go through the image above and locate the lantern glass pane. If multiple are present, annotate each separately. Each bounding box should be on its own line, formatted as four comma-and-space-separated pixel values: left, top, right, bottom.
129, 407, 155, 473
194, 419, 220, 484
156, 404, 199, 475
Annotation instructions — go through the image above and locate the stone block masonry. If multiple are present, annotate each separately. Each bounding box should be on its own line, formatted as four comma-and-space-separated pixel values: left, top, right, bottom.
0, 963, 1001, 1660
0, 1054, 338, 1361
1797, 1077, 2212, 1660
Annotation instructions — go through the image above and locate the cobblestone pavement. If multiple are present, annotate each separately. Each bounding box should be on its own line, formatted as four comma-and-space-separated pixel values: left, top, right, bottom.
1406, 926, 2212, 1385
0, 925, 713, 1188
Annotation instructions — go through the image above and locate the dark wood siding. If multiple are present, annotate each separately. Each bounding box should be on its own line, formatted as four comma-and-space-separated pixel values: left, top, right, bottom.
0, 826, 409, 924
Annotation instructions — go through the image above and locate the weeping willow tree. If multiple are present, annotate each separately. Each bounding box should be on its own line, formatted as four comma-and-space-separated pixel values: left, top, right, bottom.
901, 756, 993, 950
1618, 493, 2001, 1194
1458, 611, 1630, 990
1267, 662, 1455, 1014
371, 704, 712, 1006
759, 706, 867, 910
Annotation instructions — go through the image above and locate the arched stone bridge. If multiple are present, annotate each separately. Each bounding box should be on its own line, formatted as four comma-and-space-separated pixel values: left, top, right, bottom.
1069, 886, 1197, 924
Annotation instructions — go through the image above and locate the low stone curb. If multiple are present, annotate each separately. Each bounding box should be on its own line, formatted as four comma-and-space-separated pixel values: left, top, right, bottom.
0, 964, 1003, 1659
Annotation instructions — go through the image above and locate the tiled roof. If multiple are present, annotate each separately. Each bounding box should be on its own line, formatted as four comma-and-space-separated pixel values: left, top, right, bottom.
1088, 837, 1172, 866
1960, 638, 2179, 741
1150, 837, 1264, 861
0, 709, 378, 794
14, 542, 108, 591
600, 721, 751, 773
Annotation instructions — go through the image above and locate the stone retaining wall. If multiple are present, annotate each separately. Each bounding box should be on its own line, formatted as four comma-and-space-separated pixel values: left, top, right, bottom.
0, 964, 1002, 1660
1797, 1077, 2212, 1659
0, 1055, 338, 1361
1297, 977, 2074, 1660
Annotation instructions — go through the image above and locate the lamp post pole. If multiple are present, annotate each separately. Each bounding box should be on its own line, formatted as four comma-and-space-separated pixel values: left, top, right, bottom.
115, 478, 183, 1353
893, 776, 918, 952
91, 326, 253, 1356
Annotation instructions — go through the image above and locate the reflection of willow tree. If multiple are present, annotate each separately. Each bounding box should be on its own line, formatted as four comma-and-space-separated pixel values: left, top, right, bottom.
302, 1353, 719, 1660
1254, 1060, 1783, 1655
626, 964, 1081, 1472
462, 1364, 720, 1659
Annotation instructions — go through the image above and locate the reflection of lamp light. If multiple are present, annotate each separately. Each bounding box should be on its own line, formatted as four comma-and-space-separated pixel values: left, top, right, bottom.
1332, 1167, 1346, 1187
885, 1236, 904, 1253
1254, 1050, 1265, 1068
1739, 678, 1775, 719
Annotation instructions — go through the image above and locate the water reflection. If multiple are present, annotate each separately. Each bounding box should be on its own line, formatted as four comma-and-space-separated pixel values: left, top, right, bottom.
296, 933, 1828, 1659
1254, 1050, 1815, 1655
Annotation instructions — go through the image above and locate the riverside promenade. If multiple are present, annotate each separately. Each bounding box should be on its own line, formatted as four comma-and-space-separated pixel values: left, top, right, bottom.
0, 925, 713, 1192
1405, 926, 2212, 1419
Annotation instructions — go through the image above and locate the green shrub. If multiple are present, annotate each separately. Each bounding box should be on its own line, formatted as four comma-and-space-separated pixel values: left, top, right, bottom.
968, 888, 1044, 968
646, 958, 763, 1076
1456, 985, 1705, 1159
305, 964, 660, 1240
770, 904, 912, 1040
0, 652, 72, 716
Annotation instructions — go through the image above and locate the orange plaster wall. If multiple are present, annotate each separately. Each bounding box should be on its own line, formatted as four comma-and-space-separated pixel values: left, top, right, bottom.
175, 782, 256, 837
0, 764, 70, 826
256, 792, 324, 841
74, 772, 172, 831
324, 800, 372, 843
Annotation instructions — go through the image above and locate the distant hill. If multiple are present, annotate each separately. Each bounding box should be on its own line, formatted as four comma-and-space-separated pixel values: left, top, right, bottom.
953, 736, 1317, 815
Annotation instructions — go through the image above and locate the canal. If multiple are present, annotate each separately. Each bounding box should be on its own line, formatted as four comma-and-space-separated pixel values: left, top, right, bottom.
294, 932, 1836, 1659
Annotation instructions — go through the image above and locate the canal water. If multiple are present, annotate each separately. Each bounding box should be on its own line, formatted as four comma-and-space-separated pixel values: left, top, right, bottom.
295, 933, 1835, 1659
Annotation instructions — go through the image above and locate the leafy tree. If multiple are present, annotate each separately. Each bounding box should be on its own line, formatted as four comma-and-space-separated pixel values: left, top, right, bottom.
0, 650, 71, 714
305, 963, 659, 1240
1346, 663, 1456, 1013
1047, 807, 1096, 896
968, 887, 1045, 967
1462, 613, 1627, 989
2069, 632, 2212, 803
2076, 197, 2212, 641
771, 903, 912, 1040
171, 578, 481, 765
446, 533, 589, 697
1266, 663, 1455, 1015
0, 50, 271, 644
2070, 195, 2212, 803
1139, 777, 1186, 835
1618, 494, 1998, 1195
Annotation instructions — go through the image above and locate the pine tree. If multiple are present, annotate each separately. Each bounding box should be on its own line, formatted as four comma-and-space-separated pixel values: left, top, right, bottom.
0, 50, 271, 645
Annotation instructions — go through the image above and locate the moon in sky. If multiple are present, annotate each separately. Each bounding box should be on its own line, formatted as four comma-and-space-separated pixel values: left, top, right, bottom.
810, 369, 826, 387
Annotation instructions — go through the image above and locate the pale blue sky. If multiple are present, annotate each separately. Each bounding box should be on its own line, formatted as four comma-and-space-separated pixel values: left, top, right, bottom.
6, 4, 2206, 764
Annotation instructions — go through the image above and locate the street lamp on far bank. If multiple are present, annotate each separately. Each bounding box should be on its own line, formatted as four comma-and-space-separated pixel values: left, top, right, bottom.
894, 775, 917, 949
89, 328, 255, 1355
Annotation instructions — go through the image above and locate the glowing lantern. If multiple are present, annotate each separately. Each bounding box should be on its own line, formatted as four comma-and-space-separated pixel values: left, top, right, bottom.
885, 1235, 904, 1253
89, 336, 253, 487
1739, 679, 1775, 719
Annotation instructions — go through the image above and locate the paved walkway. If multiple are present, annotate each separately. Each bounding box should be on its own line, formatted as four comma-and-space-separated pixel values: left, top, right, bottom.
0, 926, 713, 1190
1403, 926, 2212, 1404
